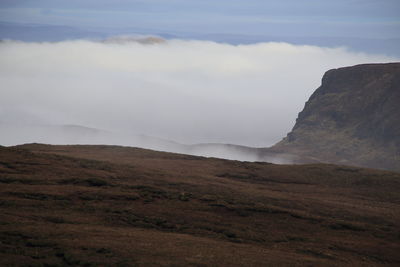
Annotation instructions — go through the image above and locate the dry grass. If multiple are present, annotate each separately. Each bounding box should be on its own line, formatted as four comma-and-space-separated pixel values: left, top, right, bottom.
1, 144, 399, 266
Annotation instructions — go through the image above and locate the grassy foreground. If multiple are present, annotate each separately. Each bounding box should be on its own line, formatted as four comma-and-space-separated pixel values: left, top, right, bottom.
1, 144, 399, 266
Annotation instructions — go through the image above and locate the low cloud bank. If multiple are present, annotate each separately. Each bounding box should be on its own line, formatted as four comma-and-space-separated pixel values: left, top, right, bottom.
0, 38, 396, 148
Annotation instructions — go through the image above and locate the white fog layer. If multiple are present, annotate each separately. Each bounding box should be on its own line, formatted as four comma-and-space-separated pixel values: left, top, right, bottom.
0, 39, 397, 156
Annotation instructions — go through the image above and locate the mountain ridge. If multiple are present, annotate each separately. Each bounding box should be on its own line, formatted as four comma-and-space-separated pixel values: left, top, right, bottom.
269, 62, 400, 171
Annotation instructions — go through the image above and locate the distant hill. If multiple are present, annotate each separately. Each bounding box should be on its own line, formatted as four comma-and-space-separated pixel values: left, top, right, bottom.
1, 21, 400, 56
269, 63, 400, 171
0, 122, 298, 164
102, 35, 166, 44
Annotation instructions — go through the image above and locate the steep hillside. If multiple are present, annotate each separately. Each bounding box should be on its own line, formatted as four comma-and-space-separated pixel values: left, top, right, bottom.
1, 144, 400, 266
270, 63, 400, 171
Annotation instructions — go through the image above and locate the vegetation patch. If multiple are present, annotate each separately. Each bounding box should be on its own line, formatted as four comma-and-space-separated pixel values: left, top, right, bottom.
84, 178, 110, 187
0, 176, 41, 184
8, 192, 69, 201
297, 249, 336, 260
40, 216, 68, 224
59, 178, 110, 187
328, 222, 366, 231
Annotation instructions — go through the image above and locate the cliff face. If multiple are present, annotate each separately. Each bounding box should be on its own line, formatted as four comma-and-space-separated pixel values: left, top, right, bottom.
271, 63, 400, 171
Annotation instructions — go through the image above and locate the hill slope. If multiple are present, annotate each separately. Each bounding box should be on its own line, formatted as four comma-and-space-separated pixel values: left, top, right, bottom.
270, 63, 400, 171
1, 144, 400, 266
0, 122, 306, 164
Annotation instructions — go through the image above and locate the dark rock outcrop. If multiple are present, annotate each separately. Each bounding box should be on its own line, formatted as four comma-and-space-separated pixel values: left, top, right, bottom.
269, 63, 400, 171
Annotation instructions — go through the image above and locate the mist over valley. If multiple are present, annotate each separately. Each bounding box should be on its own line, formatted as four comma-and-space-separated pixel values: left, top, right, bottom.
1, 1, 400, 266
0, 38, 396, 157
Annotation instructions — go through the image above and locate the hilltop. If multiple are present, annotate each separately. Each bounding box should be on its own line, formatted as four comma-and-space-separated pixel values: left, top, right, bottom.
269, 63, 400, 171
1, 144, 399, 266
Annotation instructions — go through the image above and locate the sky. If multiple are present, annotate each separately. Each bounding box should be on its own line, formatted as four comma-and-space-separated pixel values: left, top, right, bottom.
0, 0, 399, 38
0, 1, 399, 151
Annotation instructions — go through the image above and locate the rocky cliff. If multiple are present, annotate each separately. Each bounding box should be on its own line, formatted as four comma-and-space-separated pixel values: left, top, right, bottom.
270, 63, 400, 171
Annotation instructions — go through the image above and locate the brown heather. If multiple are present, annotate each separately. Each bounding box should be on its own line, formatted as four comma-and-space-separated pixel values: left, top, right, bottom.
0, 144, 399, 266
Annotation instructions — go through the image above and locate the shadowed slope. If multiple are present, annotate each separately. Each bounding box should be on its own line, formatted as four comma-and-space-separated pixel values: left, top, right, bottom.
270, 63, 400, 171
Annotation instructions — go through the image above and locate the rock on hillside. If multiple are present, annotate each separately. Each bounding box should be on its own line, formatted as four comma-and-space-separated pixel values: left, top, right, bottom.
270, 63, 400, 171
